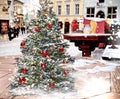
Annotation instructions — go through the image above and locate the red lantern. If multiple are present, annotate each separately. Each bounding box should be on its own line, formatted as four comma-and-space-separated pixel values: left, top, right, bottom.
49, 82, 55, 88
20, 40, 26, 48
41, 62, 46, 69
34, 26, 40, 32
59, 47, 64, 53
64, 70, 69, 76
48, 23, 53, 28
21, 68, 28, 74
19, 77, 26, 84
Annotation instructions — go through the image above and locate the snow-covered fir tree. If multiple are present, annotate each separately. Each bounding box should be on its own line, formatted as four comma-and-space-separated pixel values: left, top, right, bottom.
10, 0, 74, 96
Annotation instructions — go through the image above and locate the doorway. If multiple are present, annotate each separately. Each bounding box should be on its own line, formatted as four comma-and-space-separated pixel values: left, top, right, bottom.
96, 11, 105, 18
64, 22, 70, 34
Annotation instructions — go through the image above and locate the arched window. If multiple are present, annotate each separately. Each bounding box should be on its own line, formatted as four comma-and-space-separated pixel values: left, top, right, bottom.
96, 11, 105, 18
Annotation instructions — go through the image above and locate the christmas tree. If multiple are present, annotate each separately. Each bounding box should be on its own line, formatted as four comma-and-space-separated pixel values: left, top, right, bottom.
10, 0, 74, 96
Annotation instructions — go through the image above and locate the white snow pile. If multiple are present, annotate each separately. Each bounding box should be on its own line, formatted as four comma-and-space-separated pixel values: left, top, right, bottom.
66, 40, 120, 73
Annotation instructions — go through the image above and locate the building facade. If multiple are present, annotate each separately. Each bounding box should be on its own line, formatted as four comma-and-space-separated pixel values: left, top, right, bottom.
0, 0, 9, 35
84, 0, 120, 19
13, 0, 24, 26
0, 0, 24, 39
52, 0, 84, 33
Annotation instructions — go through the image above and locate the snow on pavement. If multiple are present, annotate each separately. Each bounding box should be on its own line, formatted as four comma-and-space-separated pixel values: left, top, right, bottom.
0, 34, 120, 73
0, 34, 28, 56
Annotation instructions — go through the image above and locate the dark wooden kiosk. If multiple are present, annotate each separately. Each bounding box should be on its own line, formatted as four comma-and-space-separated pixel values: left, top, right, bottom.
63, 33, 117, 57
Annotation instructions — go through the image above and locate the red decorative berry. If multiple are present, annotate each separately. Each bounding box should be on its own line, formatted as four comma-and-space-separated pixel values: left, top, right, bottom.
19, 77, 26, 84
49, 82, 55, 88
48, 23, 53, 28
41, 62, 46, 69
21, 68, 28, 74
20, 40, 26, 48
59, 47, 64, 53
34, 26, 40, 32
64, 70, 69, 76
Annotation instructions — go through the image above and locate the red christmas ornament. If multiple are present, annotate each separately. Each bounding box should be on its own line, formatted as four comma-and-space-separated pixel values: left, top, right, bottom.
21, 68, 28, 74
59, 47, 64, 53
41, 51, 46, 57
20, 40, 26, 48
19, 77, 26, 84
45, 50, 50, 56
49, 82, 55, 88
64, 70, 69, 76
41, 62, 46, 69
34, 26, 40, 32
48, 23, 53, 28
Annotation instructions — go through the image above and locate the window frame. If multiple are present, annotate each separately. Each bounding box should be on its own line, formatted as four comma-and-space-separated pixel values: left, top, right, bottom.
107, 7, 117, 19
75, 4, 79, 15
86, 7, 95, 17
66, 4, 70, 15
58, 5, 62, 15
99, 0, 104, 3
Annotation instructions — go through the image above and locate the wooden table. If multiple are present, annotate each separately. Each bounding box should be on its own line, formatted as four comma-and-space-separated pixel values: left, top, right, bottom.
63, 33, 117, 57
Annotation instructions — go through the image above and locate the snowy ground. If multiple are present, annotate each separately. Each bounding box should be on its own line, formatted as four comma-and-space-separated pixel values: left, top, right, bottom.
1, 33, 120, 98
1, 33, 119, 74
0, 33, 27, 56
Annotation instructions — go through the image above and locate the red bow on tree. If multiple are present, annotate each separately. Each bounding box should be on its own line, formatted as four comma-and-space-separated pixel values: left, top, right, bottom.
41, 50, 50, 57
19, 77, 26, 84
